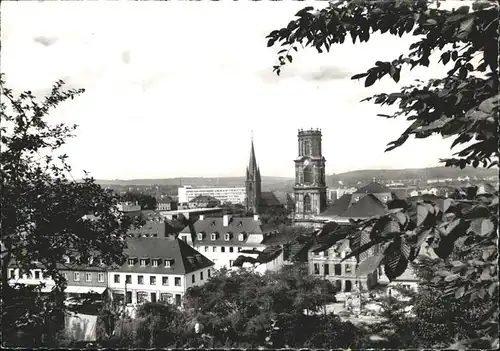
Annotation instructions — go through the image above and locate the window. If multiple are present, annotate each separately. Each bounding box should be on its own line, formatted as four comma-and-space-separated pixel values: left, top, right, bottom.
126, 275, 132, 284
324, 263, 330, 275
200, 271, 204, 280
205, 246, 209, 252
314, 263, 320, 275
114, 274, 120, 283
224, 233, 230, 241
162, 276, 169, 286
150, 276, 156, 285
35, 271, 40, 279
164, 260, 171, 268
334, 251, 341, 258
197, 233, 204, 240
175, 277, 181, 286
192, 274, 195, 283
238, 247, 242, 252
238, 233, 244, 241
137, 291, 148, 304
229, 260, 234, 267
334, 264, 342, 275
9, 269, 16, 279
126, 291, 132, 304
73, 272, 80, 281
229, 247, 234, 253
152, 260, 158, 267
128, 258, 135, 266
323, 250, 329, 257
175, 294, 182, 306
140, 259, 147, 267
64, 256, 71, 264
63, 272, 68, 281
87, 257, 93, 265
182, 236, 188, 242
304, 194, 311, 212
221, 247, 225, 253
211, 233, 217, 241
86, 273, 92, 282
345, 264, 352, 274
208, 269, 211, 278
213, 247, 217, 252
313, 251, 319, 256
151, 292, 157, 303
160, 293, 172, 303
138, 275, 144, 285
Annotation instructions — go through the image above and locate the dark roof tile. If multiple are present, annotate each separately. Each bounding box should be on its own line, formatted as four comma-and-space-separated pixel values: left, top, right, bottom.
340, 194, 388, 218
355, 182, 391, 194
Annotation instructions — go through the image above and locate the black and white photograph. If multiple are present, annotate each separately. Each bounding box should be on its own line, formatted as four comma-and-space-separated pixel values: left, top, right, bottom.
1, 0, 498, 348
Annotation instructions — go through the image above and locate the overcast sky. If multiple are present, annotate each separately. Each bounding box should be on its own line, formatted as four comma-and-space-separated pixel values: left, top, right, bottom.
1, 1, 467, 180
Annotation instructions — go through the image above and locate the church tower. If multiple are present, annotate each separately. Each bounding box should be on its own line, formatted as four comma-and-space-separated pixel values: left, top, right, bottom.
294, 128, 327, 220
245, 138, 261, 214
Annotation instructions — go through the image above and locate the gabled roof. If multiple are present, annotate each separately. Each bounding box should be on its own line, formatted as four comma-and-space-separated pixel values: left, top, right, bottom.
355, 182, 391, 194
118, 238, 213, 274
261, 192, 282, 207
128, 221, 165, 238
180, 216, 269, 246
319, 194, 352, 217
340, 194, 388, 218
158, 195, 175, 203
271, 191, 294, 206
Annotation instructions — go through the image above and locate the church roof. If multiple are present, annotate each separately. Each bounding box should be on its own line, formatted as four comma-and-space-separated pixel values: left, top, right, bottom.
355, 182, 391, 194
246, 139, 261, 182
341, 194, 388, 218
320, 194, 352, 217
260, 191, 282, 207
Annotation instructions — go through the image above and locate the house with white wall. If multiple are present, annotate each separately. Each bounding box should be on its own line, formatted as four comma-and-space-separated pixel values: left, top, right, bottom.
178, 214, 277, 274
107, 237, 213, 314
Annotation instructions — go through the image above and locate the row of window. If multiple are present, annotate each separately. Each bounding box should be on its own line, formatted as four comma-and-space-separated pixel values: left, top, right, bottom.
313, 263, 353, 276
127, 258, 172, 267
9, 269, 105, 283
198, 233, 246, 241
202, 246, 245, 253
64, 272, 105, 283
114, 291, 183, 306
313, 250, 344, 258
112, 269, 212, 286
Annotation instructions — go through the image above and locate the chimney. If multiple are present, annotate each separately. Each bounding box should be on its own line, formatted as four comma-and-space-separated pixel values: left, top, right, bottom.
223, 214, 231, 226
199, 214, 205, 221
253, 214, 259, 221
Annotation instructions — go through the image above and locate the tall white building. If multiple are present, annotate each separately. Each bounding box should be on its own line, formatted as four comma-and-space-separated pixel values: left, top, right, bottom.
178, 185, 246, 204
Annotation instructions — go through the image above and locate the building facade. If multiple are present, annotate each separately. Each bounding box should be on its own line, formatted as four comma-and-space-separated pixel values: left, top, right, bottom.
294, 129, 327, 220
178, 186, 246, 205
179, 214, 277, 274
107, 237, 214, 312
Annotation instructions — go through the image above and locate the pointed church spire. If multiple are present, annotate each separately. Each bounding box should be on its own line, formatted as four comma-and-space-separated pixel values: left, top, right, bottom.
247, 136, 259, 180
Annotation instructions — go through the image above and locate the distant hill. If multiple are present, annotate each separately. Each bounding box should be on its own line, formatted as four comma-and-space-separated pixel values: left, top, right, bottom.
95, 166, 497, 188
326, 166, 497, 185
95, 176, 293, 187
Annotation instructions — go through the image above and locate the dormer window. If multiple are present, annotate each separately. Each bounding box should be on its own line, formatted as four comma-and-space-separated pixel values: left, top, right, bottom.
87, 257, 93, 265
128, 258, 135, 266
211, 221, 216, 227
354, 196, 360, 202
197, 233, 204, 240
224, 233, 231, 241
140, 259, 147, 267
164, 260, 171, 268
211, 233, 217, 241
238, 233, 245, 242
64, 255, 71, 264
152, 259, 159, 267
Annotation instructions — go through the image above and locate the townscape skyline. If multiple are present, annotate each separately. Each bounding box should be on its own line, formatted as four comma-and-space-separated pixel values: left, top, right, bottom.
1, 1, 471, 179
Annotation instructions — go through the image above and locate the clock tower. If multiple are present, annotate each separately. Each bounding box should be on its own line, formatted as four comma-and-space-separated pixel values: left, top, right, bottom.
293, 128, 327, 220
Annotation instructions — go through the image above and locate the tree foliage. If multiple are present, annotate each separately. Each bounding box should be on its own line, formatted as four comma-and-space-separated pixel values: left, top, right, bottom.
183, 265, 340, 347
266, 0, 498, 348
0, 74, 135, 346
121, 191, 157, 210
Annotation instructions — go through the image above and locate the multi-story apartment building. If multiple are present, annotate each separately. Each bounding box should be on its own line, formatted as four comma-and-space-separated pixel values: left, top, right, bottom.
8, 257, 109, 299
178, 214, 280, 274
310, 181, 418, 294
107, 237, 214, 311
178, 186, 246, 205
